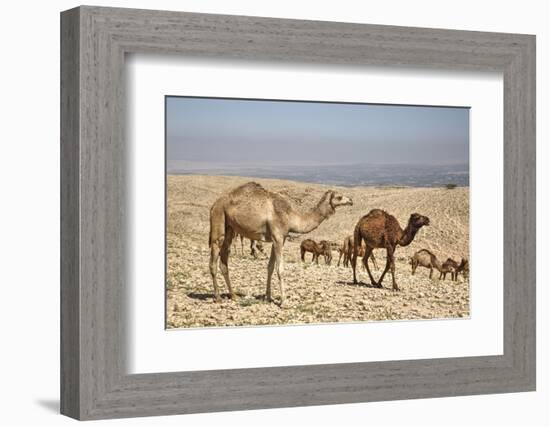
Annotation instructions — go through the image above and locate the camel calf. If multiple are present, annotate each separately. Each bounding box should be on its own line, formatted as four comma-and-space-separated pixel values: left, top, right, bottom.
233, 233, 265, 259
410, 249, 453, 280
442, 257, 469, 281
300, 239, 331, 265
250, 240, 265, 259
338, 235, 378, 270
319, 240, 333, 265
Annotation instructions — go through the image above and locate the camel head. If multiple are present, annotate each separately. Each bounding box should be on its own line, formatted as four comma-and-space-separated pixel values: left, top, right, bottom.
314, 190, 353, 220
327, 191, 353, 208
408, 213, 430, 229
398, 213, 430, 246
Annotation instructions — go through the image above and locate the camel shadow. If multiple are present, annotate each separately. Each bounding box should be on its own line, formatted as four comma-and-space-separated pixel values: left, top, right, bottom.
186, 291, 248, 301
336, 280, 384, 290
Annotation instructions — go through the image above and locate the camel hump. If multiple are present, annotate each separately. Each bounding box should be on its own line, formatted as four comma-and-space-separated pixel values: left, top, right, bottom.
229, 181, 267, 197
366, 208, 387, 217
417, 248, 434, 257
358, 208, 387, 222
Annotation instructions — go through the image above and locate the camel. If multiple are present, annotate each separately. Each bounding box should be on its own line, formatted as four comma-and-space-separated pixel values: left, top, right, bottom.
352, 209, 430, 290
319, 240, 333, 265
300, 239, 331, 265
457, 258, 469, 279
441, 258, 459, 281
209, 182, 353, 305
411, 249, 453, 280
339, 235, 378, 269
436, 257, 469, 281
250, 239, 265, 259
233, 233, 265, 258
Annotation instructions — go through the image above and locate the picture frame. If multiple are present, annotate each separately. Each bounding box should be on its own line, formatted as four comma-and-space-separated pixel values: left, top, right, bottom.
60, 5, 536, 420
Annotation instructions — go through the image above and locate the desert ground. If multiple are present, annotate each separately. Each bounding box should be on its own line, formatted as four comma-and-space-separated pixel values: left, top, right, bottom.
166, 175, 470, 328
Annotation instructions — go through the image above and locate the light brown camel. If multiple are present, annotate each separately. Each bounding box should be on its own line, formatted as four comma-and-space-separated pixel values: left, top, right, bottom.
209, 182, 353, 305
411, 249, 453, 280
352, 209, 430, 290
339, 235, 378, 269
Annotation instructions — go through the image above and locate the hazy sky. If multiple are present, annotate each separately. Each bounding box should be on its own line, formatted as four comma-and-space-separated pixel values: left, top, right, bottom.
166, 96, 469, 166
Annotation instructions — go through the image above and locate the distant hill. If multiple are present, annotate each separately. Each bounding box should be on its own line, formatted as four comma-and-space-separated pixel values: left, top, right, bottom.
166, 162, 469, 188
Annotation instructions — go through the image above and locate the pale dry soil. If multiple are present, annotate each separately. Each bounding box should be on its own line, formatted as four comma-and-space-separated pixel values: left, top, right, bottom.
167, 175, 470, 328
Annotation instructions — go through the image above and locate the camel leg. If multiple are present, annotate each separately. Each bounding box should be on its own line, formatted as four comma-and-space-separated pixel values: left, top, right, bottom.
351, 248, 358, 284
209, 240, 222, 302
273, 240, 285, 306
337, 251, 343, 267
411, 260, 416, 275
300, 248, 305, 262
429, 267, 433, 279
219, 228, 236, 300
266, 245, 276, 302
361, 256, 369, 272
250, 240, 256, 259
362, 247, 379, 287
370, 252, 379, 270
387, 247, 398, 291
375, 247, 393, 288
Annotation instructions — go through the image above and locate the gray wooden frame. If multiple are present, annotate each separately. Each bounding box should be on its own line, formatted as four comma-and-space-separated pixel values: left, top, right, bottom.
60, 5, 536, 421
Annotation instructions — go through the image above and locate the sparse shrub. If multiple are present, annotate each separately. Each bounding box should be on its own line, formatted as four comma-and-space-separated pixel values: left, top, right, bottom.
445, 183, 457, 190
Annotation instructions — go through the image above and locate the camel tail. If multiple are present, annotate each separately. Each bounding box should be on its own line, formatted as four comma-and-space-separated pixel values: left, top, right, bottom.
208, 201, 225, 247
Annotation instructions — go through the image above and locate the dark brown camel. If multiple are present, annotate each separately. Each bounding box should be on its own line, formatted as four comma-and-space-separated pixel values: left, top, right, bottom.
300, 239, 331, 265
352, 209, 430, 290
441, 257, 459, 281
444, 257, 469, 281
319, 240, 333, 265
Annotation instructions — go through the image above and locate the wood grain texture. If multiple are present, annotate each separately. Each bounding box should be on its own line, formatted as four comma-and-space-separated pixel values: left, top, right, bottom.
60, 6, 536, 420
60, 7, 80, 419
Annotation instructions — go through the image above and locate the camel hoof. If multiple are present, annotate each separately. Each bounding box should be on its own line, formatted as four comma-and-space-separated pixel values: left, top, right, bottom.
229, 293, 237, 301
214, 296, 222, 303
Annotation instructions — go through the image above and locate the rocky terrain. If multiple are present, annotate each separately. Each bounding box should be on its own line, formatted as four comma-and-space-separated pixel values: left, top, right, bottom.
166, 175, 470, 328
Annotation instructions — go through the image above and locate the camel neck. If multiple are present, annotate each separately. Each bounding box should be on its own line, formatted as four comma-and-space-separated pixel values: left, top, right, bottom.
398, 224, 419, 246
288, 207, 330, 234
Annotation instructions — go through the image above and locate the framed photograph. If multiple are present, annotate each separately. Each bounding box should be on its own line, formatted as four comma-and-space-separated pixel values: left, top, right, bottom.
61, 6, 536, 420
